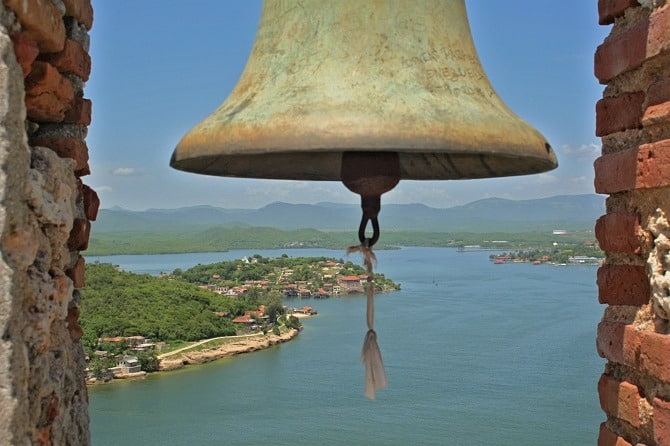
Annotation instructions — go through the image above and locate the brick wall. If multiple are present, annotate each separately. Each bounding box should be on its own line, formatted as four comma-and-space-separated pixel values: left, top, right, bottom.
594, 0, 670, 445
0, 0, 96, 444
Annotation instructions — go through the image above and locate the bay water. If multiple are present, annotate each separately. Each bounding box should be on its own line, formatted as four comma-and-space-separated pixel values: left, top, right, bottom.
87, 247, 604, 445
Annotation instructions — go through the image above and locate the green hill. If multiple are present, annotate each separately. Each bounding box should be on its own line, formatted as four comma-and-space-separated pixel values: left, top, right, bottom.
79, 263, 247, 347
86, 195, 605, 255
92, 194, 605, 233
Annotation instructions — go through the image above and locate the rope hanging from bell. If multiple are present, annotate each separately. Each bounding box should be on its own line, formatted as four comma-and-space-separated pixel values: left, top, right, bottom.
348, 214, 387, 399
341, 152, 399, 399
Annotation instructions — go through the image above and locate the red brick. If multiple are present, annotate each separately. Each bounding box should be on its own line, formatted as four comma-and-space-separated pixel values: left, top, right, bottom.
66, 255, 85, 288
595, 5, 670, 82
9, 32, 39, 78
598, 0, 640, 26
598, 422, 634, 446
636, 139, 670, 188
654, 398, 670, 446
81, 183, 99, 221
594, 149, 637, 194
596, 92, 645, 136
648, 78, 670, 107
39, 39, 91, 81
68, 218, 90, 251
639, 330, 670, 382
62, 0, 93, 30
648, 4, 670, 60
597, 321, 640, 365
597, 264, 650, 306
594, 139, 670, 194
595, 17, 648, 83
63, 97, 91, 125
24, 61, 74, 123
4, 0, 65, 53
598, 375, 642, 427
595, 212, 642, 255
30, 137, 89, 176
643, 101, 670, 128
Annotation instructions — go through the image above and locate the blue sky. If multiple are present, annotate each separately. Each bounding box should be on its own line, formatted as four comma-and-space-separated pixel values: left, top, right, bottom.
86, 1, 609, 210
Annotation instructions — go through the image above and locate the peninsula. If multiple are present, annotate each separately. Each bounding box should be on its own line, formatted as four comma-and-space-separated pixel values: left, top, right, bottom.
81, 255, 400, 382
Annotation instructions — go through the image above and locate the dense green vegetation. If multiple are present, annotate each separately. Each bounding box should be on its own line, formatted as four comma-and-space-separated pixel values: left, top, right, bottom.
87, 225, 600, 256
490, 243, 603, 264
80, 255, 398, 356
80, 263, 262, 350
86, 227, 359, 255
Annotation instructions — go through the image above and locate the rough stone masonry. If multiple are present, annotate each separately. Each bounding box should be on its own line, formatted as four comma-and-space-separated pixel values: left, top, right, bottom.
0, 0, 96, 444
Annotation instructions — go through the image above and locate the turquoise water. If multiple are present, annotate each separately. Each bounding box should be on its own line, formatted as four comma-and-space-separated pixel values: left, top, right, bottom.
87, 247, 604, 445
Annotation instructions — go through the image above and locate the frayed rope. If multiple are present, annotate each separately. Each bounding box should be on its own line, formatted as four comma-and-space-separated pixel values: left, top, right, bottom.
347, 243, 387, 399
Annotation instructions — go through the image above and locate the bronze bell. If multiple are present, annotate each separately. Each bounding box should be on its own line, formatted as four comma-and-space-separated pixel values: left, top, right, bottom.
170, 0, 557, 242
170, 0, 558, 399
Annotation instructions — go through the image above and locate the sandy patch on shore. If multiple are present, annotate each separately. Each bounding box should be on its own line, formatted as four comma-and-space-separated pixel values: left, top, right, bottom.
159, 329, 299, 371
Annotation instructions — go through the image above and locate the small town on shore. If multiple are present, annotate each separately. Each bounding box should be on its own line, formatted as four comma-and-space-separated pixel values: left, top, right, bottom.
87, 231, 602, 383
457, 229, 603, 266
84, 256, 400, 383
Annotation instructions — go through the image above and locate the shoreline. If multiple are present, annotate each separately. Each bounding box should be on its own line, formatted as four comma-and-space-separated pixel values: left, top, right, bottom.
87, 328, 301, 384
159, 328, 300, 371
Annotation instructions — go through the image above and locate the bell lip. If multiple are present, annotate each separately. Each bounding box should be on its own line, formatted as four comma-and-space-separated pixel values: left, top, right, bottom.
170, 148, 558, 182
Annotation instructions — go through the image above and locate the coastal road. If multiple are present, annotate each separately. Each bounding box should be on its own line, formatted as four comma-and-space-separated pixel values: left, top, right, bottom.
157, 332, 263, 360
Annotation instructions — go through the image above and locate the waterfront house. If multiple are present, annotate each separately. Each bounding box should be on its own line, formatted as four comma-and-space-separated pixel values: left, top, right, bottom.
118, 355, 141, 374
283, 284, 298, 297
338, 275, 364, 293
232, 313, 254, 324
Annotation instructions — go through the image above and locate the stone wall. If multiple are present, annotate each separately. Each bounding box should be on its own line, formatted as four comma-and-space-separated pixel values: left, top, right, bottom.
594, 0, 670, 444
0, 0, 96, 444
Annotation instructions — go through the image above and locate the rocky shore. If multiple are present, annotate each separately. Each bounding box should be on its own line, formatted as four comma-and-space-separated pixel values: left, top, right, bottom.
159, 329, 300, 371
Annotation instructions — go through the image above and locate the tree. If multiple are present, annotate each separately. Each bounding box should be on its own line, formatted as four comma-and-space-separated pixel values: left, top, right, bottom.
265, 300, 285, 324
285, 315, 302, 330
89, 355, 115, 379
136, 351, 160, 372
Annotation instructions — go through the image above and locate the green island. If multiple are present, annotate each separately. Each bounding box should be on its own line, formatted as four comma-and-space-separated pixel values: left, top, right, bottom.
81, 255, 400, 382
485, 238, 603, 265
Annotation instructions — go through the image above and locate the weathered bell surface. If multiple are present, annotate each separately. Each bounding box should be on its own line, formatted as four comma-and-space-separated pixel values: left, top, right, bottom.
170, 0, 557, 181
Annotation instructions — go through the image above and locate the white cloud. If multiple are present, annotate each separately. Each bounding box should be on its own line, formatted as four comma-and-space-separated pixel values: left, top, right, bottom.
93, 185, 113, 193
560, 143, 600, 159
112, 167, 137, 176
533, 173, 559, 184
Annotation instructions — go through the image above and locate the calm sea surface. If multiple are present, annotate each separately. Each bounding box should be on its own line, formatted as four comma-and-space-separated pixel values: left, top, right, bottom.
86, 247, 604, 446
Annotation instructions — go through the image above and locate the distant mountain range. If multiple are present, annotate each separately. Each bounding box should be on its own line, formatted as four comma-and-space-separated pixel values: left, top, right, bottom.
92, 194, 605, 234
